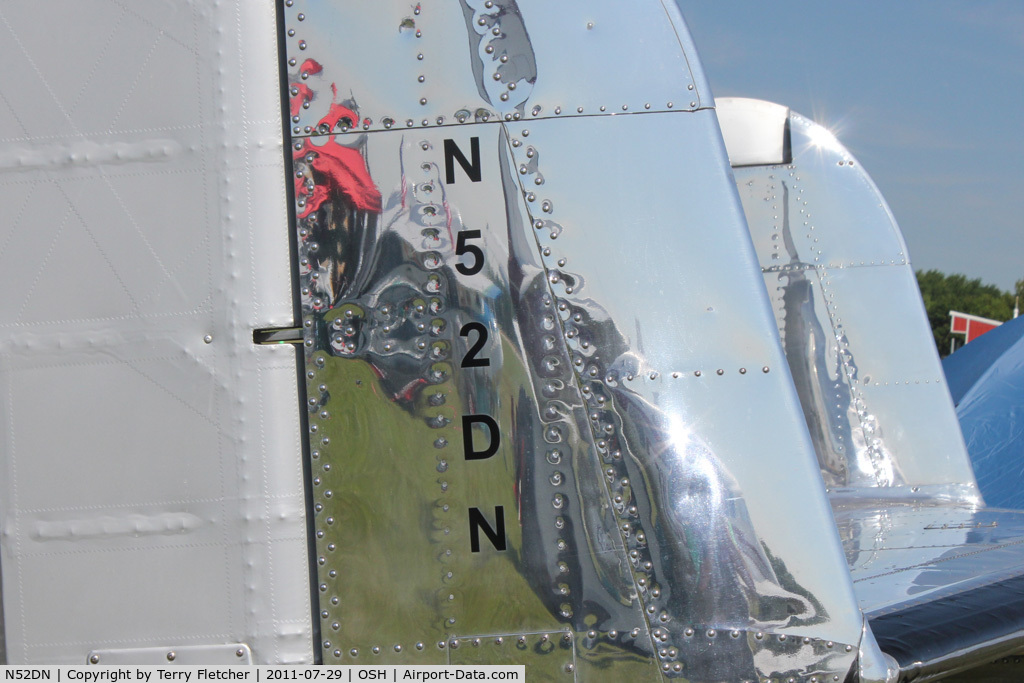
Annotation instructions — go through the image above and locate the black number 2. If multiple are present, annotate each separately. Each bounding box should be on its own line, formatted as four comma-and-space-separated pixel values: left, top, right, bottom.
455, 230, 484, 276
460, 322, 490, 367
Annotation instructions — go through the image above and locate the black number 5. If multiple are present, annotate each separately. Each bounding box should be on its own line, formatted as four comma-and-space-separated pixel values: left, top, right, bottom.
456, 230, 484, 276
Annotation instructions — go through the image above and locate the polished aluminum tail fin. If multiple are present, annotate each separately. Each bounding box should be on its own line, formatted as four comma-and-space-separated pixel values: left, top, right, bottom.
720, 96, 1024, 681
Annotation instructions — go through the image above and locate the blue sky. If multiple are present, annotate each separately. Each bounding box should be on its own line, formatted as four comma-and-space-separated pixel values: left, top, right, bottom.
677, 1, 1024, 293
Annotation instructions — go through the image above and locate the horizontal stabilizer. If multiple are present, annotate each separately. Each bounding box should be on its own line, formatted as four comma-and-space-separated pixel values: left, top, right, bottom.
837, 504, 1024, 679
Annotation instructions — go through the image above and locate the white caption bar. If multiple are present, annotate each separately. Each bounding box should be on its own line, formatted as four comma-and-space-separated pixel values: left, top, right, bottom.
0, 667, 525, 683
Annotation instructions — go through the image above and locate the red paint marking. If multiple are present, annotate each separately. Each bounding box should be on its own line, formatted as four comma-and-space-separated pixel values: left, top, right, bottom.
394, 377, 427, 403
443, 199, 454, 247
295, 138, 381, 214
318, 101, 359, 133
289, 82, 314, 118
300, 59, 323, 76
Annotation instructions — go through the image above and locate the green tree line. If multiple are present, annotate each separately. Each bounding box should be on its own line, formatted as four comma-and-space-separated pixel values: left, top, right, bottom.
916, 270, 1023, 356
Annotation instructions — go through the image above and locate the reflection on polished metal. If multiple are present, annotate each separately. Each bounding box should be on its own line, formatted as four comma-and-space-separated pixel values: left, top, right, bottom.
720, 97, 1024, 681
720, 97, 979, 501
283, 4, 867, 680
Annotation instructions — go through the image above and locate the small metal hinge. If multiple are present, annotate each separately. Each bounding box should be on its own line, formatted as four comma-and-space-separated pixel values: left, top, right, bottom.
253, 326, 303, 345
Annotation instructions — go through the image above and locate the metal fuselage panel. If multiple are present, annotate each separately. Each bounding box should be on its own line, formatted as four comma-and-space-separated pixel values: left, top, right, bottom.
0, 0, 312, 664
284, 2, 865, 680
730, 111, 977, 499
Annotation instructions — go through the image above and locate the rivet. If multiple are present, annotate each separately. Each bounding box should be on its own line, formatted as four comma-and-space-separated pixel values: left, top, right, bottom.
763, 366, 770, 373
204, 334, 213, 344
417, 54, 424, 60
707, 629, 716, 638
166, 652, 176, 662
394, 645, 402, 652
684, 628, 694, 637
694, 370, 701, 377
716, 368, 724, 375
350, 649, 358, 657
89, 655, 99, 664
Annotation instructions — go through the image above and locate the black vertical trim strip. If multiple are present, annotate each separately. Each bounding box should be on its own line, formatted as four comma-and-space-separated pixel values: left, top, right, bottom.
0, 551, 6, 664
781, 116, 793, 165
274, 0, 322, 664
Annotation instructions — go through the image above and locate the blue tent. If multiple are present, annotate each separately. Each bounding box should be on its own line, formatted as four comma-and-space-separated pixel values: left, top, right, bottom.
943, 315, 1024, 509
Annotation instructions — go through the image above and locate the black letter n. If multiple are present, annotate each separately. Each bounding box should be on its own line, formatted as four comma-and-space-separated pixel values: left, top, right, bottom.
469, 506, 506, 552
444, 137, 481, 184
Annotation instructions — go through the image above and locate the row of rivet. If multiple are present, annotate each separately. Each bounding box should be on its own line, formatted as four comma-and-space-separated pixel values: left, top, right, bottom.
301, 139, 458, 656
535, 288, 583, 622
448, 632, 574, 674
88, 650, 246, 664
285, 0, 695, 135
323, 642, 429, 658
506, 127, 676, 659
502, 121, 590, 623
759, 172, 860, 468
781, 167, 903, 486
408, 142, 461, 635
292, 103, 695, 137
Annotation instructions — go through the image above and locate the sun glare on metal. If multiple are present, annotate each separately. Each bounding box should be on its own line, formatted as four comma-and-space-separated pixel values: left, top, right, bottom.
807, 123, 842, 152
